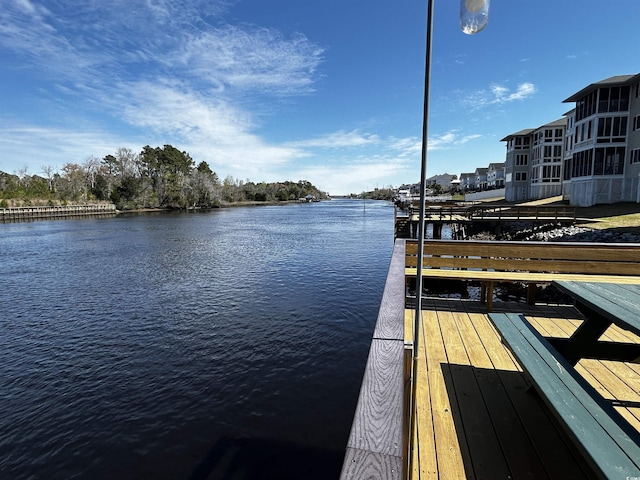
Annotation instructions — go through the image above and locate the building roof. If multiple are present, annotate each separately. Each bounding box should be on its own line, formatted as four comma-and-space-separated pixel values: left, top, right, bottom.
563, 74, 640, 103
500, 128, 535, 142
539, 117, 567, 128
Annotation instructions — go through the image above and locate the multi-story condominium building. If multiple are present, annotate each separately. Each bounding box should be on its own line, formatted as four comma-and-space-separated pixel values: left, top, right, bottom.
530, 118, 567, 199
501, 128, 533, 202
561, 74, 640, 206
502, 119, 566, 201
486, 162, 505, 189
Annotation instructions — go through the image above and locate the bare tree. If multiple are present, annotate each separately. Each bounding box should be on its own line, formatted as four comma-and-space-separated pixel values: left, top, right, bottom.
83, 156, 101, 190
115, 147, 139, 178
16, 166, 30, 188
41, 165, 57, 193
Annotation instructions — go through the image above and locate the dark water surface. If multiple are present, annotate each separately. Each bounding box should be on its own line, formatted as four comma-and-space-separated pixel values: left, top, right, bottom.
0, 199, 394, 479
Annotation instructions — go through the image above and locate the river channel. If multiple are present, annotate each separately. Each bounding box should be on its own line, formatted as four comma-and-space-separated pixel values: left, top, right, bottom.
0, 199, 394, 479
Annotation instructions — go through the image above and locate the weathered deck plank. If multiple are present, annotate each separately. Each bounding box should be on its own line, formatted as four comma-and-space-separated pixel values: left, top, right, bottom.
451, 305, 550, 479
413, 319, 436, 480
373, 239, 406, 340
341, 448, 403, 479
421, 308, 468, 479
344, 339, 403, 454
437, 307, 512, 479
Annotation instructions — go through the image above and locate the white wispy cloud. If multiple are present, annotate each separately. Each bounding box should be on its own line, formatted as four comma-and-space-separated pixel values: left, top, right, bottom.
387, 137, 421, 157
286, 130, 380, 148
293, 156, 410, 195
491, 83, 536, 102
428, 131, 482, 150
0, 0, 324, 177
172, 27, 323, 94
0, 124, 131, 174
463, 82, 537, 110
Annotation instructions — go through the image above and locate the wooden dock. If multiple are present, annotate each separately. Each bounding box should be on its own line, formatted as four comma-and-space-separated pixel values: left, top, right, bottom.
1, 204, 117, 222
395, 204, 578, 239
341, 239, 640, 479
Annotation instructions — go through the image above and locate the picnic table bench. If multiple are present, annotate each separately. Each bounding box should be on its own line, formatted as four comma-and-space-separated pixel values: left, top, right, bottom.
488, 311, 640, 479
405, 239, 640, 311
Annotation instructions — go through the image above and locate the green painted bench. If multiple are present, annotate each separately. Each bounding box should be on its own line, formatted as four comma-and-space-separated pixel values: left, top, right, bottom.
488, 312, 640, 479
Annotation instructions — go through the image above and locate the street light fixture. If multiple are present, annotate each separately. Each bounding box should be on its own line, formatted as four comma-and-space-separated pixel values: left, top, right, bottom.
409, 0, 489, 473
460, 0, 490, 35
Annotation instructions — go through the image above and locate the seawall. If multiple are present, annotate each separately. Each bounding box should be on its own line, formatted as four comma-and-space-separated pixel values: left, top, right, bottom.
1, 204, 117, 222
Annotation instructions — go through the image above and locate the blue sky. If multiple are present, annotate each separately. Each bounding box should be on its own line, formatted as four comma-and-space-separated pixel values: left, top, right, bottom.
1, 0, 639, 195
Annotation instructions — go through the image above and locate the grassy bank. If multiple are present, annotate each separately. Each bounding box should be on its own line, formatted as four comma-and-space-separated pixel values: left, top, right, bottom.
512, 196, 640, 234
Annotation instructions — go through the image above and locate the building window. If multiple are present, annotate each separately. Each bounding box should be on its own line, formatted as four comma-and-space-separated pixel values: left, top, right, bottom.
596, 116, 628, 143
515, 172, 527, 182
554, 145, 563, 158
574, 121, 593, 143
572, 149, 594, 178
633, 115, 640, 131
593, 146, 625, 175
565, 136, 573, 153
597, 86, 630, 113
515, 154, 528, 166
515, 136, 531, 149
631, 148, 640, 164
576, 91, 597, 121
543, 129, 553, 142
564, 158, 572, 180
541, 165, 561, 182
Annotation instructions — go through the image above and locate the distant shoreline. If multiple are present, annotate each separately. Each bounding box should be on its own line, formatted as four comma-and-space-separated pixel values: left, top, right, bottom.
0, 199, 328, 222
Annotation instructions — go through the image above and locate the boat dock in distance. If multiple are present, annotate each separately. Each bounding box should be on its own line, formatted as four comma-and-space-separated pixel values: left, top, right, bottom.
395, 202, 577, 239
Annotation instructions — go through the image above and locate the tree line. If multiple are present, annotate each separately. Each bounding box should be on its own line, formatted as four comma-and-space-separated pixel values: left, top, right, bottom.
0, 145, 329, 209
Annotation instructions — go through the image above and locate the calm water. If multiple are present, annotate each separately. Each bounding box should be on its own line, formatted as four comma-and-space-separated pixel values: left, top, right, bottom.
0, 199, 394, 479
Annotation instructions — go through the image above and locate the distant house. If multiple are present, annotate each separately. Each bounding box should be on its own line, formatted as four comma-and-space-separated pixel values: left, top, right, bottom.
474, 167, 488, 191
426, 173, 457, 191
459, 172, 476, 191
486, 163, 505, 189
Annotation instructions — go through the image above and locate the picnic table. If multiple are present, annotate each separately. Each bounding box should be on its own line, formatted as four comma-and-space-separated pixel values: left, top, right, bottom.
551, 281, 640, 366
488, 281, 640, 478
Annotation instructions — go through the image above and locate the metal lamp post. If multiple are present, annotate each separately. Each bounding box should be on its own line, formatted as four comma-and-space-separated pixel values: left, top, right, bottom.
408, 0, 489, 473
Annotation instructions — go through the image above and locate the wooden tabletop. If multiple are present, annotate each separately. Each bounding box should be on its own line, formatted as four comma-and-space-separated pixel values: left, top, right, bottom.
553, 281, 640, 337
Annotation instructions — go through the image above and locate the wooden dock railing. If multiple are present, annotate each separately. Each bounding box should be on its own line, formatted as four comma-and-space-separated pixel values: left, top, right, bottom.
410, 204, 576, 222
340, 239, 407, 479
